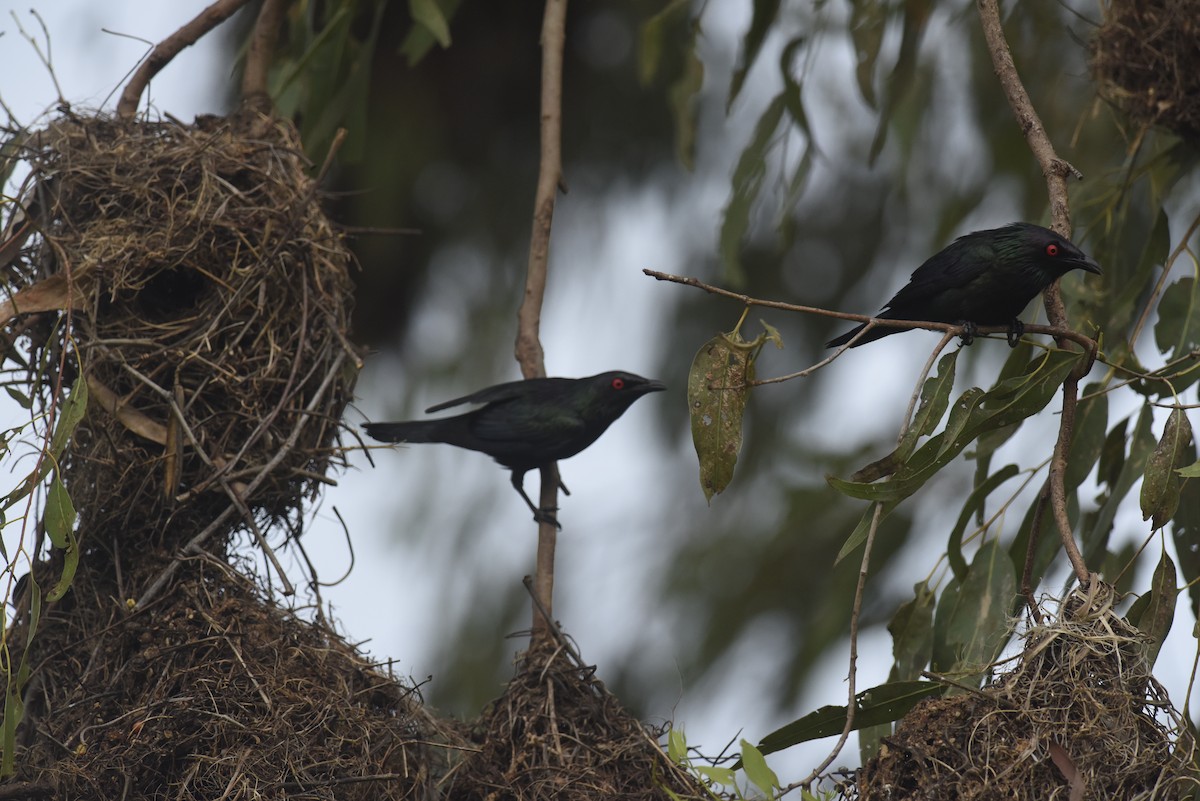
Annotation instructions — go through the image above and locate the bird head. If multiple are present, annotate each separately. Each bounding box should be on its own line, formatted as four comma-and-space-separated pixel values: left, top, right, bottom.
584, 371, 666, 416
1012, 223, 1102, 278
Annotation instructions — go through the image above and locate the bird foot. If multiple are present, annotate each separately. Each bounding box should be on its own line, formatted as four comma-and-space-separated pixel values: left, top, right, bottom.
1006, 319, 1025, 348
533, 507, 562, 530
958, 321, 977, 347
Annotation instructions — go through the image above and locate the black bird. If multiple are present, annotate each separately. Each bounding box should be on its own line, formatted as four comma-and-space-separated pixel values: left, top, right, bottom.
826, 223, 1102, 348
363, 371, 666, 525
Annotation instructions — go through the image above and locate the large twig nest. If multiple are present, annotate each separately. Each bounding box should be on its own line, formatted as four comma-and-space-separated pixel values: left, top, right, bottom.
853, 583, 1197, 800
1090, 0, 1200, 143
3, 111, 359, 552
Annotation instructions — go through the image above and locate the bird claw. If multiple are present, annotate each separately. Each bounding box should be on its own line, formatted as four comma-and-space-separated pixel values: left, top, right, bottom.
1006, 319, 1025, 348
533, 507, 562, 530
958, 321, 977, 347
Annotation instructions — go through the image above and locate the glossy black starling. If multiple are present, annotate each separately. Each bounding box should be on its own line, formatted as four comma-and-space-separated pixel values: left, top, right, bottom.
363, 371, 666, 525
826, 223, 1102, 348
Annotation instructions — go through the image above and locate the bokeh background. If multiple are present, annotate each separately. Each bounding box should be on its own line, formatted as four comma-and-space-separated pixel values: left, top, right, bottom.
2, 0, 1197, 777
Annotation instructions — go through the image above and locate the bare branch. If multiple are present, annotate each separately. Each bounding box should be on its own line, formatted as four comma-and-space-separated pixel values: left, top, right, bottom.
644, 268, 1099, 357
117, 0, 254, 119
241, 0, 288, 112
977, 0, 1095, 584
518, 0, 569, 641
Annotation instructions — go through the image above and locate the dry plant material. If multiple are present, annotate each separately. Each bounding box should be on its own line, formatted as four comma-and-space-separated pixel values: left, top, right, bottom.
1090, 0, 1200, 143
445, 639, 711, 801
9, 560, 460, 799
4, 112, 359, 553
853, 584, 1197, 800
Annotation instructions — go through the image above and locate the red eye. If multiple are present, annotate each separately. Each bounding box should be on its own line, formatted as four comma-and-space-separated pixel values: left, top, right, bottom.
611, 377, 625, 390
1045, 243, 1060, 257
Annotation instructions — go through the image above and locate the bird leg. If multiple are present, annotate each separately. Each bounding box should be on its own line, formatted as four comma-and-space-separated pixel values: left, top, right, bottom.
1006, 318, 1025, 348
958, 320, 977, 347
511, 471, 562, 530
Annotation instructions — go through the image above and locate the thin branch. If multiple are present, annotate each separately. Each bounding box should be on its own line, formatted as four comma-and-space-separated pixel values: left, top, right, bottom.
116, 0, 254, 119
977, 0, 1093, 584
241, 0, 288, 112
517, 0, 569, 642
644, 268, 1100, 356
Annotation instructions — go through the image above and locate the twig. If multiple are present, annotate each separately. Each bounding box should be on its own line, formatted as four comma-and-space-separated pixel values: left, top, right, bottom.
241, 0, 287, 111
785, 502, 886, 794
977, 0, 1092, 584
116, 0, 255, 119
135, 351, 347, 610
644, 268, 1100, 356
517, 0, 568, 643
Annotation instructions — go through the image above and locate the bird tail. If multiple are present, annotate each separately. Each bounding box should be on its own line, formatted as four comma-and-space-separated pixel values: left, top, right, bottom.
362, 420, 448, 444
825, 321, 903, 348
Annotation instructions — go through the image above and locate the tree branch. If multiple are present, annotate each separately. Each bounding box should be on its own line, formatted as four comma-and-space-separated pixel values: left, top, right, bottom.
643, 268, 1099, 357
977, 0, 1091, 583
241, 0, 288, 113
518, 0, 569, 642
116, 0, 255, 119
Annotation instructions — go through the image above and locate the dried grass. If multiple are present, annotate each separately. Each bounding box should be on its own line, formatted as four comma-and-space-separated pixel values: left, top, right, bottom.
853, 583, 1197, 800
1090, 0, 1200, 143
5, 111, 359, 556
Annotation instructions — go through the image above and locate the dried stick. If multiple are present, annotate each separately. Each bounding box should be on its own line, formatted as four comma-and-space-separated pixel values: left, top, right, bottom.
116, 0, 255, 119
517, 0, 568, 641
977, 0, 1091, 584
643, 269, 1100, 357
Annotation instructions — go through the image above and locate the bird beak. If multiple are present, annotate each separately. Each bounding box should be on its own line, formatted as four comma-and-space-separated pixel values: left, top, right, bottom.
644, 379, 667, 393
1074, 254, 1103, 275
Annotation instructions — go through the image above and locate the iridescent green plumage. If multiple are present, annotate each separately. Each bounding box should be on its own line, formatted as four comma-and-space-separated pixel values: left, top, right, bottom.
827, 223, 1102, 348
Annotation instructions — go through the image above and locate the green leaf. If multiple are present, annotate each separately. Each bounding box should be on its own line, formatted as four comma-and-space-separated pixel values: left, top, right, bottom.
1154, 277, 1200, 361
49, 376, 89, 461
408, 0, 451, 47
1064, 385, 1110, 491
867, 0, 933, 163
836, 500, 895, 562
4, 385, 32, 410
668, 35, 704, 172
830, 350, 1082, 504
689, 324, 773, 502
849, 0, 887, 108
667, 727, 687, 763
1085, 406, 1156, 565
1126, 552, 1177, 667
718, 93, 786, 285
932, 540, 1015, 683
754, 680, 944, 756
900, 349, 958, 459
888, 581, 936, 682
740, 740, 780, 796
637, 0, 690, 84
1140, 408, 1194, 529
947, 464, 1020, 582
727, 0, 781, 110
44, 475, 76, 550
1175, 478, 1200, 617
1179, 460, 1200, 478
45, 477, 80, 603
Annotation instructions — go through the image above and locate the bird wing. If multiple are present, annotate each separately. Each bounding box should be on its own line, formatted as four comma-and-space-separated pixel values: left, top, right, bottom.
425, 378, 535, 413
882, 237, 997, 311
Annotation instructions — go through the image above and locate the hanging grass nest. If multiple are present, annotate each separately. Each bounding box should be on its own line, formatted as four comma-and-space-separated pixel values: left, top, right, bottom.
2, 111, 359, 554
8, 558, 460, 799
1089, 0, 1200, 143
851, 583, 1197, 800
